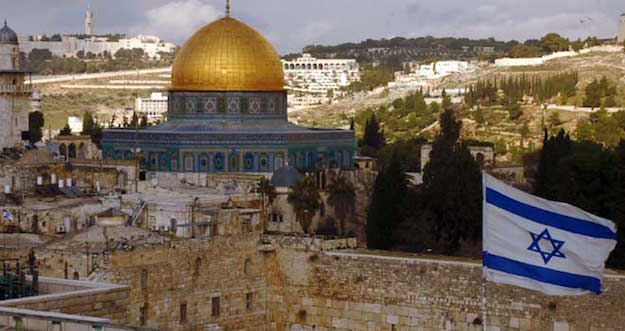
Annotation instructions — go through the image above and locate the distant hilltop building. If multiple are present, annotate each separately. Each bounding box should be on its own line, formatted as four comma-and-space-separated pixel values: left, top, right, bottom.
85, 4, 94, 36
135, 92, 168, 123
388, 60, 476, 91
619, 13, 625, 43
282, 53, 360, 107
18, 3, 176, 60
18, 34, 176, 59
0, 21, 32, 150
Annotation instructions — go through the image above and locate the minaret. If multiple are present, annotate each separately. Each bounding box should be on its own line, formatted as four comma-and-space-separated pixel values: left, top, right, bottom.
85, 4, 94, 36
0, 21, 32, 149
619, 13, 625, 43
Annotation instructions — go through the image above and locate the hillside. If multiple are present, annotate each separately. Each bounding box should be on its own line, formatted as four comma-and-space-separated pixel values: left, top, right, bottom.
292, 50, 625, 164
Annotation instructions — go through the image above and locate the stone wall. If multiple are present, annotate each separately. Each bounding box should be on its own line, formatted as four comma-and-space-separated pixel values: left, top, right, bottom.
266, 249, 625, 331
94, 234, 269, 330
0, 277, 130, 324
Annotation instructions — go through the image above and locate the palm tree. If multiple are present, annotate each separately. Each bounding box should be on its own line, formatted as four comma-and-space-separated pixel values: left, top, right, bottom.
257, 177, 277, 228
327, 176, 356, 237
287, 176, 321, 234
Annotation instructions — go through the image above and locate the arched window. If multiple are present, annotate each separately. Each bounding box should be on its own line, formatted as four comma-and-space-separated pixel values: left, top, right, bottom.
73, 272, 80, 280
59, 144, 66, 157
244, 258, 251, 275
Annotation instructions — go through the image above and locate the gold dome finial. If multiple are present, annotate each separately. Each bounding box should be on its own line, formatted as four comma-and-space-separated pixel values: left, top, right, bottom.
226, 0, 230, 17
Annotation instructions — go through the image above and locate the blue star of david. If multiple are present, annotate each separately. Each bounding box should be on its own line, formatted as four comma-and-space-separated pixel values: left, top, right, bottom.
527, 229, 566, 264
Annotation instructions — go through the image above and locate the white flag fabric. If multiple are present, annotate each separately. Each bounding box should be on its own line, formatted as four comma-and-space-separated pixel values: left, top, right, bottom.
482, 173, 617, 295
2, 210, 14, 222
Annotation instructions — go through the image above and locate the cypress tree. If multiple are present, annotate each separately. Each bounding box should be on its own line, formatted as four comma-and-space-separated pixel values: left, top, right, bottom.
366, 150, 408, 249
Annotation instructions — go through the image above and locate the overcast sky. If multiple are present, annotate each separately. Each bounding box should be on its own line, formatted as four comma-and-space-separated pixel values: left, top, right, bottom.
3, 0, 624, 54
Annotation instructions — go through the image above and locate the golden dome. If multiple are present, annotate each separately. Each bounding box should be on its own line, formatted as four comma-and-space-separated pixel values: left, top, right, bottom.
171, 17, 285, 91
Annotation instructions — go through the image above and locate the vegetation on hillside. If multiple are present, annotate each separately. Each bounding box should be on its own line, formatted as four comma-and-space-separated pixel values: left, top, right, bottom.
20, 48, 176, 75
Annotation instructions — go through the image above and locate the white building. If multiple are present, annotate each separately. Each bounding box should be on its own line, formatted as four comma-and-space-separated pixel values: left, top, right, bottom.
19, 34, 176, 60
619, 13, 625, 43
68, 116, 83, 133
282, 54, 360, 107
135, 92, 168, 123
388, 60, 475, 91
0, 22, 31, 150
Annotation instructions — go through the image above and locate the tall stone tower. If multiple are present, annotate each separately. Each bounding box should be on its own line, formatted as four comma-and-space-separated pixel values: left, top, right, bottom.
85, 4, 94, 36
0, 21, 31, 150
619, 14, 625, 43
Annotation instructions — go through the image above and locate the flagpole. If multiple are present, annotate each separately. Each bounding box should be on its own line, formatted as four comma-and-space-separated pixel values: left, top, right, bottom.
481, 171, 487, 331
481, 275, 487, 331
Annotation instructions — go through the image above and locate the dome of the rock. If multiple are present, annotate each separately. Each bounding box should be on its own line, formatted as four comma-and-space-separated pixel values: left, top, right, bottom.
171, 17, 285, 92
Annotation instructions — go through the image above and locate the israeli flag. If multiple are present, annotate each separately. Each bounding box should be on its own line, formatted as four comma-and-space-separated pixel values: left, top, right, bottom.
2, 209, 14, 222
483, 173, 617, 295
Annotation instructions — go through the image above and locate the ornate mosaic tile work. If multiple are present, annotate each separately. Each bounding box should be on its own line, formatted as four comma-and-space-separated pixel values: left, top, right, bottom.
168, 91, 286, 118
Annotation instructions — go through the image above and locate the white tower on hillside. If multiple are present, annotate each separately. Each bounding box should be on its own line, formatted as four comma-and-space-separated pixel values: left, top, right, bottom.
0, 21, 31, 150
85, 4, 94, 36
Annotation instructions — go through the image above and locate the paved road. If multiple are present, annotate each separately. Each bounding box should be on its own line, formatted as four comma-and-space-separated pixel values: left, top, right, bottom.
28, 67, 172, 85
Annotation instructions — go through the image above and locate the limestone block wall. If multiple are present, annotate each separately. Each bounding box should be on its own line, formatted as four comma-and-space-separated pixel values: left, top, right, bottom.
96, 234, 270, 330
0, 277, 130, 324
266, 250, 625, 331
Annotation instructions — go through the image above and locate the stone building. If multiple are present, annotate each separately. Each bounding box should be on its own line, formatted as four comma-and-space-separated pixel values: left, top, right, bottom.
0, 21, 31, 150
54, 135, 100, 160
135, 92, 168, 123
421, 143, 495, 172
282, 54, 360, 107
102, 14, 355, 174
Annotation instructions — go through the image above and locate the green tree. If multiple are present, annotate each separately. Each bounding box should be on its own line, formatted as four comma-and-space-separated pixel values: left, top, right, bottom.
547, 111, 562, 129
508, 44, 543, 58
140, 113, 149, 127
287, 177, 321, 234
59, 124, 72, 136
28, 111, 44, 144
327, 176, 356, 237
417, 108, 482, 253
441, 89, 452, 110
540, 33, 570, 53
257, 177, 277, 226
360, 114, 385, 156
130, 112, 139, 128
366, 150, 408, 249
474, 107, 485, 126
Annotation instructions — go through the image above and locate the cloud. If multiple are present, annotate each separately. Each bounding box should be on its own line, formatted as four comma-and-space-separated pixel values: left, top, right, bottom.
131, 0, 220, 43
298, 20, 336, 44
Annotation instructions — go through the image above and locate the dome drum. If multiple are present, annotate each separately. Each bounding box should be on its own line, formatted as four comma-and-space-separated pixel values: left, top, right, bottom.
167, 90, 287, 121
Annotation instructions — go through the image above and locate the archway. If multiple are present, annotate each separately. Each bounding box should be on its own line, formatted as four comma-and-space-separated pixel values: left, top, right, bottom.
68, 143, 77, 159
59, 144, 66, 158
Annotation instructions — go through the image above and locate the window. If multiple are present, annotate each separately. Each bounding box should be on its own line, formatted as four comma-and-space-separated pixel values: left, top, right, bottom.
179, 303, 187, 323
139, 305, 147, 326
246, 293, 253, 311
184, 155, 193, 172
211, 297, 220, 317
194, 257, 201, 276
244, 258, 251, 275
141, 269, 148, 289
170, 218, 177, 233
